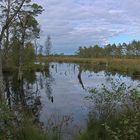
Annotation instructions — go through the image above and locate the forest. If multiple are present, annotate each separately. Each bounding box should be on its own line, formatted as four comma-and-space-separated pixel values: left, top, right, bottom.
77, 41, 140, 58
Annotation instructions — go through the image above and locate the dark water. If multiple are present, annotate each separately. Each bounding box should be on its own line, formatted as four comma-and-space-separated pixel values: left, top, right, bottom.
3, 62, 140, 139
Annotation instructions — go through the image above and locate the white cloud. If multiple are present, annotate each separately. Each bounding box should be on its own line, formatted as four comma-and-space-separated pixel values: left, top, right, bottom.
35, 0, 140, 54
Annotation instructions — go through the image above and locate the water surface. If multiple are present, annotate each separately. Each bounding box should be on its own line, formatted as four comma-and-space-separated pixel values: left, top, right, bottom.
4, 62, 140, 139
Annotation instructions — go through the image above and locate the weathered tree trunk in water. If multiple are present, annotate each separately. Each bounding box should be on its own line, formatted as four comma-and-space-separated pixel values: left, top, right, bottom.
78, 68, 85, 89
0, 27, 6, 99
0, 48, 4, 99
4, 75, 11, 107
18, 28, 25, 81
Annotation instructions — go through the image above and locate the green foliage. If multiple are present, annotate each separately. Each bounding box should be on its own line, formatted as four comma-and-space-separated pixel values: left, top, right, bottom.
104, 112, 140, 140
76, 80, 140, 140
3, 40, 36, 69
24, 42, 35, 67
74, 116, 107, 140
31, 3, 44, 16
0, 101, 18, 140
7, 37, 20, 67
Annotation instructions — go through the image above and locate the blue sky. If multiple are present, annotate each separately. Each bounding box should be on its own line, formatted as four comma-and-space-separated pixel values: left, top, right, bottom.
109, 34, 140, 45
35, 0, 140, 54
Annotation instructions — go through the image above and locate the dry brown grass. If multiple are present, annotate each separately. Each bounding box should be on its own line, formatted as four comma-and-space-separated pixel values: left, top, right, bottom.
38, 56, 140, 75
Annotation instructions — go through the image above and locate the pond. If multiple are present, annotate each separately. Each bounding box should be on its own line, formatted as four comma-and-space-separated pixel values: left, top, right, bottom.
3, 62, 140, 139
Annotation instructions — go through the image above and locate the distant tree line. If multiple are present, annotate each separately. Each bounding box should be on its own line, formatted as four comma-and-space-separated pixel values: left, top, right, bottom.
77, 40, 140, 58
35, 35, 52, 57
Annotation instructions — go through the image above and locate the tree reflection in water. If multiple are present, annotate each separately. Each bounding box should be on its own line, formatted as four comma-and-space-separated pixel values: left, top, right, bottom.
3, 70, 42, 121
77, 67, 85, 90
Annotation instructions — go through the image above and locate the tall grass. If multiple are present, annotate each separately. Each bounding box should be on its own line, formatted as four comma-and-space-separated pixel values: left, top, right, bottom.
17, 117, 48, 140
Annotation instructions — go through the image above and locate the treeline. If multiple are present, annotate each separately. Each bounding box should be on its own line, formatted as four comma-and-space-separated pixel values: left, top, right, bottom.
77, 40, 140, 58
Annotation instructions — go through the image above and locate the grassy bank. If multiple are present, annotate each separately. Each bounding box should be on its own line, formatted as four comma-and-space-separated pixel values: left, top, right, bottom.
38, 56, 140, 76
3, 56, 140, 76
